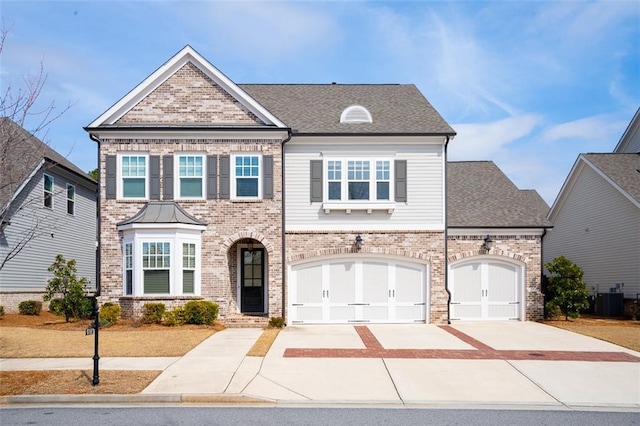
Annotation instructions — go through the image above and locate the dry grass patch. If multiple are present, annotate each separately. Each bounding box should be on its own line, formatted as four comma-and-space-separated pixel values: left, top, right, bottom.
0, 312, 223, 358
0, 370, 160, 395
246, 328, 280, 357
543, 315, 640, 352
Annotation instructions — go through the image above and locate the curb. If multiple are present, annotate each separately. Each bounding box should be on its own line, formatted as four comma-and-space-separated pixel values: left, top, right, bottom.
0, 393, 273, 406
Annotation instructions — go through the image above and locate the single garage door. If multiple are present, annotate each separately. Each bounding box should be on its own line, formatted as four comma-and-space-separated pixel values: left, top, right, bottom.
289, 258, 427, 324
449, 259, 521, 320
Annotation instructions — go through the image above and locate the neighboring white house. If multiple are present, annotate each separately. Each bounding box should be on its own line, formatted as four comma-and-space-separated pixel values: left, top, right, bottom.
0, 118, 97, 312
544, 108, 640, 308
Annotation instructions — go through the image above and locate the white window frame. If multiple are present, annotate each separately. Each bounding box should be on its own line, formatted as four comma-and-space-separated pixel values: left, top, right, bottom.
117, 153, 149, 200
323, 157, 394, 203
66, 183, 76, 215
175, 154, 205, 200
43, 174, 54, 209
182, 242, 197, 294
121, 229, 202, 297
124, 242, 133, 295
231, 153, 262, 200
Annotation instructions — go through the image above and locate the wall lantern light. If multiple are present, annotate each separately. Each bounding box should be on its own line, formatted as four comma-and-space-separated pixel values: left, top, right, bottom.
355, 235, 363, 251
484, 235, 494, 251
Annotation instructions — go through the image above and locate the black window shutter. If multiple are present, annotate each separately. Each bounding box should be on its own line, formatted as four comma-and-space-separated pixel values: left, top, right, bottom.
207, 155, 217, 199
263, 155, 273, 199
149, 155, 160, 200
310, 160, 323, 202
220, 155, 230, 199
395, 160, 407, 202
105, 155, 117, 200
163, 156, 173, 200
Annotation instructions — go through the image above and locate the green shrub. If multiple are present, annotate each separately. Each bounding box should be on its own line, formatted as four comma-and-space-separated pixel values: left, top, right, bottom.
183, 301, 218, 325
0, 305, 4, 318
78, 297, 95, 319
98, 302, 121, 327
43, 254, 90, 323
163, 306, 186, 326
545, 256, 589, 320
18, 300, 42, 316
269, 317, 285, 328
142, 303, 166, 324
48, 298, 64, 316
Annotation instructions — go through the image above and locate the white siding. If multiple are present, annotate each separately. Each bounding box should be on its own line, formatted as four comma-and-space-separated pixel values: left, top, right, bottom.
0, 168, 97, 291
544, 164, 640, 297
285, 137, 445, 231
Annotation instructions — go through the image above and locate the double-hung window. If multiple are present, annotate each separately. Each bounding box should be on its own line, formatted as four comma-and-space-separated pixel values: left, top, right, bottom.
233, 154, 261, 198
124, 243, 133, 295
325, 158, 393, 203
178, 155, 204, 199
66, 184, 75, 215
43, 174, 54, 208
182, 243, 196, 294
142, 242, 170, 294
121, 155, 147, 198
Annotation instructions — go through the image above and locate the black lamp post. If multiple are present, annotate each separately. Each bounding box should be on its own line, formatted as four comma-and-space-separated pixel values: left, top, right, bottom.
91, 294, 100, 386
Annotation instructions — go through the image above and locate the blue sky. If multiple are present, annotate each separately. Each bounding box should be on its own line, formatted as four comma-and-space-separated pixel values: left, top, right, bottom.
2, 0, 639, 204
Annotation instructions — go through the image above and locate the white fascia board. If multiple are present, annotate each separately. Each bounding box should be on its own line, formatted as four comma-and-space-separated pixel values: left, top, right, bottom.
614, 107, 640, 153
447, 228, 547, 237
87, 46, 286, 129
546, 155, 584, 223
88, 128, 290, 141
286, 223, 445, 232
288, 135, 448, 145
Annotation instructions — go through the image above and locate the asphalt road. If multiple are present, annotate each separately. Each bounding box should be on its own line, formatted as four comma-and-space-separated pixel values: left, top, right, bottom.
1, 406, 638, 426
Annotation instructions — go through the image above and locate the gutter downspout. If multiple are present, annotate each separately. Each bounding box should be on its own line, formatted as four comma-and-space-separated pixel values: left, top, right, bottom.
281, 130, 292, 321
89, 132, 102, 300
443, 135, 451, 324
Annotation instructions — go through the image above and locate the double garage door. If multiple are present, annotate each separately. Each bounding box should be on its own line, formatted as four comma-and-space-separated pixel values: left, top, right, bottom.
289, 258, 427, 324
449, 259, 522, 320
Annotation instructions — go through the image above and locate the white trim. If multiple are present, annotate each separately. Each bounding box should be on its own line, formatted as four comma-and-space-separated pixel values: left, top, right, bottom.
87, 46, 287, 128
117, 223, 207, 232
174, 153, 206, 200
117, 153, 149, 200
87, 129, 290, 141
614, 107, 640, 153
447, 228, 547, 236
286, 223, 445, 232
581, 155, 640, 209
231, 152, 263, 200
448, 255, 525, 321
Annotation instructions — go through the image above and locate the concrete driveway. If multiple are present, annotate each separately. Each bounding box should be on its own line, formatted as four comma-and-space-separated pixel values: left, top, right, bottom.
232, 322, 639, 408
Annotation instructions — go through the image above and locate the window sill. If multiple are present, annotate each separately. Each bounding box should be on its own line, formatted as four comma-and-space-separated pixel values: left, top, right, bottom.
230, 198, 263, 203
322, 202, 396, 214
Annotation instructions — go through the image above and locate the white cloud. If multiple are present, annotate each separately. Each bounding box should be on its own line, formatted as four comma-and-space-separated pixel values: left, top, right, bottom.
541, 115, 627, 144
448, 114, 541, 160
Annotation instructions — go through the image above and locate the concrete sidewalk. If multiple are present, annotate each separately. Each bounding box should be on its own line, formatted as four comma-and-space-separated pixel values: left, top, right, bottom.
1, 322, 639, 409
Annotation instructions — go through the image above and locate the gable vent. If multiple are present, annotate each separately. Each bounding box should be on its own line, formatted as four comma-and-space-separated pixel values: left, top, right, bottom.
340, 105, 372, 124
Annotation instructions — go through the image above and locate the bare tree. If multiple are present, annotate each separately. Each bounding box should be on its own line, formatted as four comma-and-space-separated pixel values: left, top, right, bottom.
0, 21, 73, 271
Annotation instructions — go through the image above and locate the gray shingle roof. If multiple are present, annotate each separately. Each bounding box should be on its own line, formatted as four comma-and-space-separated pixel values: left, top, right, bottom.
583, 153, 640, 203
0, 117, 93, 212
117, 201, 207, 227
447, 161, 551, 228
240, 84, 456, 135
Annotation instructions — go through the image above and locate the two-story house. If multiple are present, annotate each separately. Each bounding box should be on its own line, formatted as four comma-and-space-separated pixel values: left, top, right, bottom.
86, 46, 548, 325
0, 118, 97, 311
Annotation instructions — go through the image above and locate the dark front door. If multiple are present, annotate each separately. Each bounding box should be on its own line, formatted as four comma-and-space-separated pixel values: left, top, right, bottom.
241, 248, 265, 313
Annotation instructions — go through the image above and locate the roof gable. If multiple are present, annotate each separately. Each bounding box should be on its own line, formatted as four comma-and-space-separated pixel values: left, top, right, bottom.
547, 153, 640, 222
0, 118, 95, 213
86, 46, 286, 129
614, 107, 640, 153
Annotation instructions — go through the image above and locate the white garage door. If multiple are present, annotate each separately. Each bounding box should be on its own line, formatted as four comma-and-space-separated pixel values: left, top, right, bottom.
289, 258, 427, 324
450, 260, 521, 320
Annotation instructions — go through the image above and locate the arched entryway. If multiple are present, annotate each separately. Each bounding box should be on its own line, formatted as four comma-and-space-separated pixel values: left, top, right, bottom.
449, 256, 524, 321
